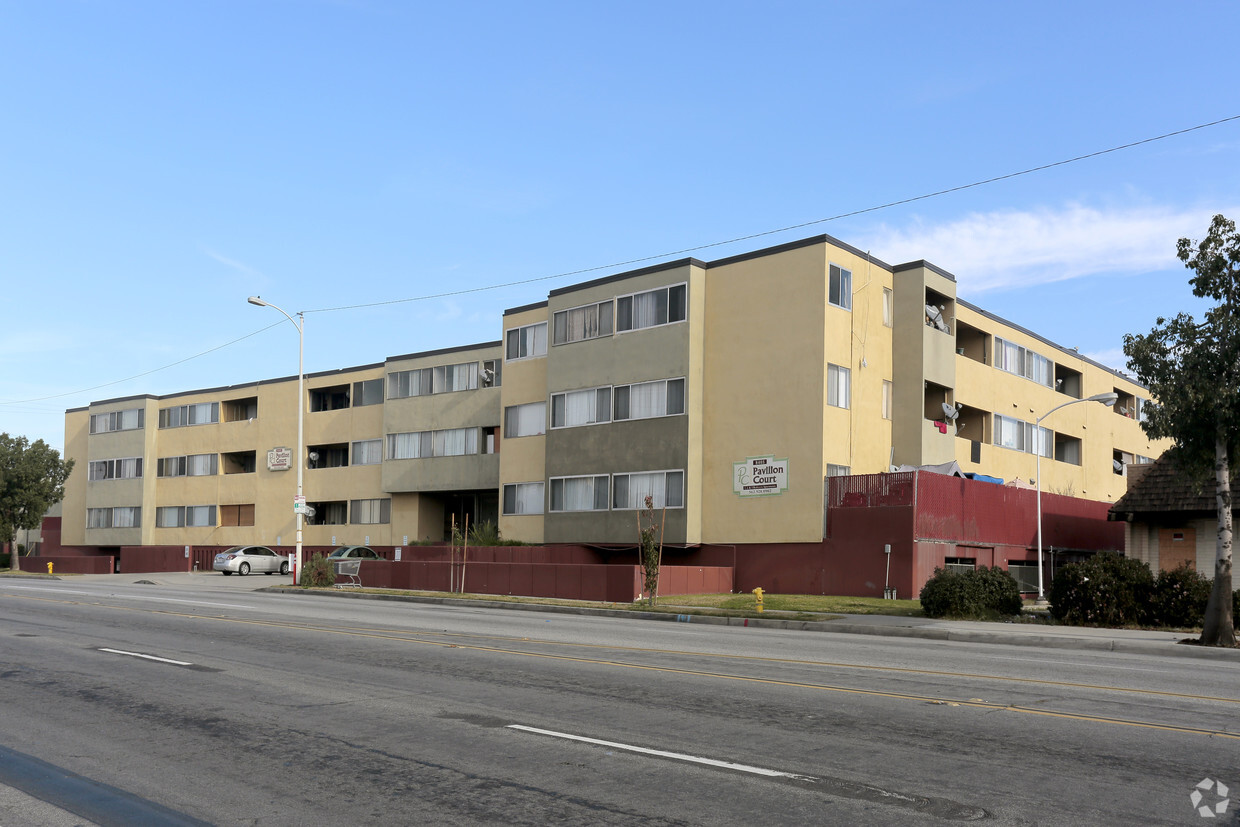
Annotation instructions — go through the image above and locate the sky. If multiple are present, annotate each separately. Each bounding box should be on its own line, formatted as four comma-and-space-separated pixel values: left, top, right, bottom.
2, 1, 1238, 454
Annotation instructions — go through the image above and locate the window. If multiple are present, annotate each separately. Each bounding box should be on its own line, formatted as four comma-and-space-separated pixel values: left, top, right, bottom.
433, 362, 479, 393
551, 386, 612, 428
1135, 398, 1150, 423
995, 338, 1053, 387
994, 415, 1051, 457
219, 504, 255, 527
549, 476, 610, 512
826, 464, 851, 477
222, 451, 256, 474
505, 402, 546, 438
1055, 435, 1082, 465
506, 322, 547, 361
309, 385, 349, 412
156, 505, 216, 528
554, 301, 613, 344
223, 397, 257, 421
612, 470, 684, 510
613, 378, 684, 421
387, 428, 479, 459
352, 439, 383, 465
157, 454, 218, 477
88, 457, 143, 481
158, 402, 218, 429
827, 364, 850, 409
481, 359, 502, 388
829, 264, 852, 310
616, 284, 687, 332
307, 443, 348, 469
87, 506, 140, 528
881, 380, 892, 420
351, 498, 391, 524
882, 287, 893, 327
389, 367, 433, 399
89, 408, 144, 434
503, 482, 544, 515
353, 379, 383, 407
306, 501, 347, 525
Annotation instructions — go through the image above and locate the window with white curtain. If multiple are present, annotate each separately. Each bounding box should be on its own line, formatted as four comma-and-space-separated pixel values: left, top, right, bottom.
506, 322, 547, 361
504, 402, 546, 437
882, 287, 893, 327
502, 482, 544, 515
616, 284, 687, 332
88, 457, 143, 481
89, 408, 144, 434
352, 439, 383, 465
551, 386, 612, 428
156, 505, 216, 528
549, 475, 610, 512
156, 454, 217, 477
388, 367, 433, 399
881, 380, 892, 420
826, 464, 851, 477
611, 470, 684, 510
388, 429, 478, 459
89, 507, 139, 528
553, 301, 613, 345
158, 402, 218, 428
350, 498, 391, 524
827, 364, 850, 409
613, 378, 684, 421
433, 362, 479, 393
995, 338, 1053, 387
994, 415, 1052, 457
829, 264, 852, 310
352, 378, 383, 406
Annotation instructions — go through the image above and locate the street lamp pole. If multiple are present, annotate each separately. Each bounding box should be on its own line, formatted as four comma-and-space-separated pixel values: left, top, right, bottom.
248, 296, 304, 584
1034, 391, 1119, 604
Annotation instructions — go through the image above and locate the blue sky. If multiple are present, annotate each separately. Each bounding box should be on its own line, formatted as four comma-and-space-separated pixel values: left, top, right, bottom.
2, 1, 1237, 453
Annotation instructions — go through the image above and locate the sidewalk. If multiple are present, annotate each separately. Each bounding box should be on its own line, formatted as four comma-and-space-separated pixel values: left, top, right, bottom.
15, 571, 1240, 661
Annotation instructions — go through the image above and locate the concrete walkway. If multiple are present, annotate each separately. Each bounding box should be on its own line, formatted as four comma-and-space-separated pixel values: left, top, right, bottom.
13, 571, 1240, 661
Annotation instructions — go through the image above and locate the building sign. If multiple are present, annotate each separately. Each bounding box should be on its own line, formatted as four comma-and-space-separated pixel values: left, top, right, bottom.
733, 456, 789, 497
268, 447, 292, 471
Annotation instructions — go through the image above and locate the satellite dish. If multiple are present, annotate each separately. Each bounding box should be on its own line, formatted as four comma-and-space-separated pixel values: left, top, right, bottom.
925, 304, 950, 333
889, 465, 900, 473
308, 451, 319, 461
480, 367, 494, 387
941, 402, 960, 421
1112, 459, 1125, 472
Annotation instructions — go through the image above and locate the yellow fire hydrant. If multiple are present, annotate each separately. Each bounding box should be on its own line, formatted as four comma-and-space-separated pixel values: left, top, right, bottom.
47, 562, 53, 575
752, 586, 764, 613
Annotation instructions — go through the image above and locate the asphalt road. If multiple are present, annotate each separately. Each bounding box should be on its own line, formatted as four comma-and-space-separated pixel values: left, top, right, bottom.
0, 574, 1236, 826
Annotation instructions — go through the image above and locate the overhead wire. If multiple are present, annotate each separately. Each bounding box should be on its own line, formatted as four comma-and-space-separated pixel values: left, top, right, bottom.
2, 113, 1238, 409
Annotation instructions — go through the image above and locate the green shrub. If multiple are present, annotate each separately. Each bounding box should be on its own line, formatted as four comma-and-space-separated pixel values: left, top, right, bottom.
468, 520, 502, 546
1150, 564, 1211, 628
1048, 551, 1154, 626
299, 553, 337, 588
920, 565, 1022, 619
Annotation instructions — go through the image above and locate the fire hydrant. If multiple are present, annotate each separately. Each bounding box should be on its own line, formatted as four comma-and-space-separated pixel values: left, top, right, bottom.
752, 586, 764, 613
47, 562, 53, 575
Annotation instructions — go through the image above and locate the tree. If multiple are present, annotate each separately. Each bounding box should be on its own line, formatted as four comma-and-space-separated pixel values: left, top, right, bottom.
636, 495, 664, 606
0, 434, 74, 572
1123, 214, 1240, 646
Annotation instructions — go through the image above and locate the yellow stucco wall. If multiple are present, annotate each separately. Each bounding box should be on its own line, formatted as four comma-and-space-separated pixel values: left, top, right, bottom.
497, 305, 549, 543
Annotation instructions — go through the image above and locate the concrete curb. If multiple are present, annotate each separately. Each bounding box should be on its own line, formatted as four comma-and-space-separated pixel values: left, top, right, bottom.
263, 587, 1240, 661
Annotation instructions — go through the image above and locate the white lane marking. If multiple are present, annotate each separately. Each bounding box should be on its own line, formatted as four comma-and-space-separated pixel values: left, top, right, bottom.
507, 725, 817, 781
99, 648, 193, 666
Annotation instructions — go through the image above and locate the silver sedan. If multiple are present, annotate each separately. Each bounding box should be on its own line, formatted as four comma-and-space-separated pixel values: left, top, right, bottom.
213, 546, 291, 576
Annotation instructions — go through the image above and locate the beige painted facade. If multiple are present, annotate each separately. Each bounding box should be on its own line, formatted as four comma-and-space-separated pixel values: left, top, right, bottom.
62, 233, 1169, 553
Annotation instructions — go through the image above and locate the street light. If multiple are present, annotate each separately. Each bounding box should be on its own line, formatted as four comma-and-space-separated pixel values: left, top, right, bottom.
1034, 390, 1119, 604
248, 296, 305, 584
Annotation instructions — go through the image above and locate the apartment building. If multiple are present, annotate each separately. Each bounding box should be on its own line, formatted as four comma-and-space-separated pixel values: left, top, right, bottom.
61, 234, 1167, 553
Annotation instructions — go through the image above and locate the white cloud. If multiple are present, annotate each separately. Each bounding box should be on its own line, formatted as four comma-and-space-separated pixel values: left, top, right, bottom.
200, 245, 267, 279
855, 204, 1233, 294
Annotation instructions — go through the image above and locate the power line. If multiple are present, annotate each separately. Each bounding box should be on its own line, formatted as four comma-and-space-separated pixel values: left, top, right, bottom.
2, 113, 1237, 409
302, 113, 1240, 315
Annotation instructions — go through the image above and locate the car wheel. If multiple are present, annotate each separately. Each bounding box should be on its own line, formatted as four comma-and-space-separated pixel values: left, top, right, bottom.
279, 562, 290, 575
222, 571, 232, 576
239, 562, 250, 575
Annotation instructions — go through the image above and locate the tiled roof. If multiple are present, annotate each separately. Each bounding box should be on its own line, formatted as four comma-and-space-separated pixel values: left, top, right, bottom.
1110, 448, 1239, 519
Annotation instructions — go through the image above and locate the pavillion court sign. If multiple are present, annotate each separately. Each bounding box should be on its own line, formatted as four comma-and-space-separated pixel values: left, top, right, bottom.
733, 456, 789, 497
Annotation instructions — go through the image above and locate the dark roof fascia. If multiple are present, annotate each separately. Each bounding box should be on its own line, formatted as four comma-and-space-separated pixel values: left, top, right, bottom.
956, 297, 1148, 389
547, 257, 707, 299
709, 233, 894, 271
72, 393, 158, 410
893, 259, 957, 282
384, 341, 502, 364
503, 300, 550, 317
